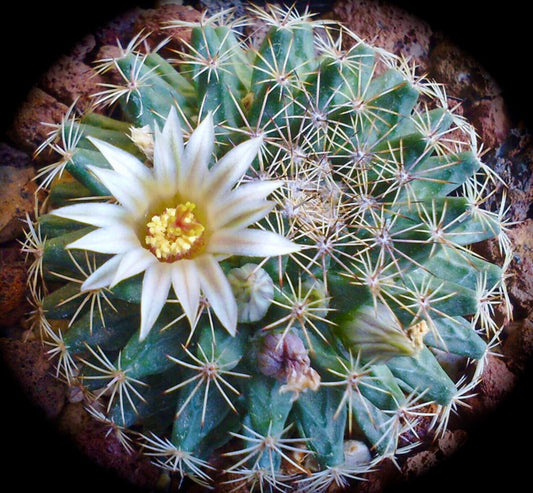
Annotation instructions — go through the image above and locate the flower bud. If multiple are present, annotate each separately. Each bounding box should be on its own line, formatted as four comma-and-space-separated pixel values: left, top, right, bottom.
343, 440, 372, 469
338, 303, 424, 362
302, 277, 330, 319
227, 263, 274, 323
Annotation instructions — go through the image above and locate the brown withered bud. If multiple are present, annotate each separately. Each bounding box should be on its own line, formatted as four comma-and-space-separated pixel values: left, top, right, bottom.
257, 332, 320, 401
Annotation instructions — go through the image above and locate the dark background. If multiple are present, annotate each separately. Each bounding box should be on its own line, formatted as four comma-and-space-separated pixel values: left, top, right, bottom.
1, 1, 532, 492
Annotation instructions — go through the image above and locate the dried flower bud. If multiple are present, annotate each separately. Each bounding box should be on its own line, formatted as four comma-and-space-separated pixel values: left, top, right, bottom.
227, 263, 274, 323
257, 332, 306, 378
257, 332, 320, 401
338, 303, 421, 362
406, 319, 430, 351
129, 125, 154, 159
280, 366, 321, 401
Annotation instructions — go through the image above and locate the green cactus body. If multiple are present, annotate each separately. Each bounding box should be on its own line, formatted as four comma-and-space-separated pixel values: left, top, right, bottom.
24, 4, 511, 491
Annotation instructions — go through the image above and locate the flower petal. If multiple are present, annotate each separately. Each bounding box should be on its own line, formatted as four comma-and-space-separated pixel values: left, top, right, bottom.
216, 200, 275, 230
153, 107, 184, 194
171, 259, 201, 327
140, 263, 172, 341
181, 112, 214, 194
208, 229, 301, 257
67, 226, 139, 254
88, 165, 151, 216
208, 180, 282, 228
88, 136, 153, 183
81, 255, 123, 291
110, 247, 157, 287
194, 254, 237, 336
219, 180, 283, 206
202, 136, 262, 199
51, 202, 129, 228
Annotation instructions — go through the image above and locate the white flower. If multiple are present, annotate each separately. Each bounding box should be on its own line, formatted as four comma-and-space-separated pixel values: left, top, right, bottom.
52, 108, 300, 340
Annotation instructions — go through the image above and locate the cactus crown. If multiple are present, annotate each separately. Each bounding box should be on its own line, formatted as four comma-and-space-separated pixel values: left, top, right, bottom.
24, 4, 511, 491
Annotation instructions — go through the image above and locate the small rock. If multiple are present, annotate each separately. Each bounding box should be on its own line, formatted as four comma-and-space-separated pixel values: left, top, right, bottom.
0, 246, 28, 327
69, 34, 98, 61
132, 3, 203, 57
0, 141, 32, 168
436, 429, 468, 458
0, 337, 67, 419
57, 402, 160, 489
402, 449, 439, 480
466, 354, 517, 418
0, 162, 37, 243
485, 127, 533, 224
428, 38, 503, 101
504, 219, 533, 316
8, 87, 69, 158
428, 37, 512, 150
466, 95, 511, 151
93, 45, 127, 89
0, 143, 36, 246
502, 317, 533, 373
329, 0, 433, 72
39, 54, 106, 112
93, 7, 144, 47
356, 457, 401, 493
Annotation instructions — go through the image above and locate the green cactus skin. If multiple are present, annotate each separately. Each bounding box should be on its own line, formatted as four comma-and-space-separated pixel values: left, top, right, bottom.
22, 4, 512, 491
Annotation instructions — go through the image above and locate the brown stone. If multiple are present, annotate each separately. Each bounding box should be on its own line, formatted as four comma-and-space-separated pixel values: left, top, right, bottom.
436, 429, 468, 458
504, 219, 533, 315
8, 87, 69, 158
502, 317, 533, 373
39, 54, 106, 113
133, 3, 203, 57
93, 45, 126, 87
329, 0, 433, 71
465, 354, 517, 418
467, 95, 512, 151
355, 457, 401, 493
69, 34, 98, 61
0, 337, 66, 419
400, 429, 468, 483
0, 162, 37, 244
428, 38, 512, 150
0, 142, 37, 245
0, 246, 28, 327
402, 449, 439, 480
484, 127, 533, 224
57, 402, 161, 489
428, 38, 502, 101
0, 141, 32, 168
93, 7, 144, 47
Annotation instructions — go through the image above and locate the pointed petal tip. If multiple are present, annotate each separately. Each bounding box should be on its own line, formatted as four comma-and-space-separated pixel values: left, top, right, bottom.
138, 309, 157, 343
163, 105, 181, 132
138, 324, 150, 342
223, 321, 237, 337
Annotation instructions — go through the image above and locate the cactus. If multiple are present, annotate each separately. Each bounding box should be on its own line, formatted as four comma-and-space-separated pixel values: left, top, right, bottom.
23, 4, 512, 491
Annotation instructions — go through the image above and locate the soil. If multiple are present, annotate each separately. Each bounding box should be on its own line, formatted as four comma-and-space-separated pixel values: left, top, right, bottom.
1, 1, 532, 493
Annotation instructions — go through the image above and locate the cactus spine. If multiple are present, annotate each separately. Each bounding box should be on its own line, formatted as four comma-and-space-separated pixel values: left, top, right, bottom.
23, 4, 511, 491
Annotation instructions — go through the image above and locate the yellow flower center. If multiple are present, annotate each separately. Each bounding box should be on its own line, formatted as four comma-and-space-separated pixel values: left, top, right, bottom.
145, 202, 205, 262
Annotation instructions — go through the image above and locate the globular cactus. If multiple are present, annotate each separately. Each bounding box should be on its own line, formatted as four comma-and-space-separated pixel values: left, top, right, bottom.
23, 4, 512, 491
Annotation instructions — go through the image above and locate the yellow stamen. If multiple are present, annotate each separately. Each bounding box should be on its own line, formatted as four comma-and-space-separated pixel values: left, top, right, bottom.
145, 202, 205, 261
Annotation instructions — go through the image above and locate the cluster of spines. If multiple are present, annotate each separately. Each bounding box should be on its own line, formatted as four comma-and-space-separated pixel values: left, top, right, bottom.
21, 4, 512, 491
